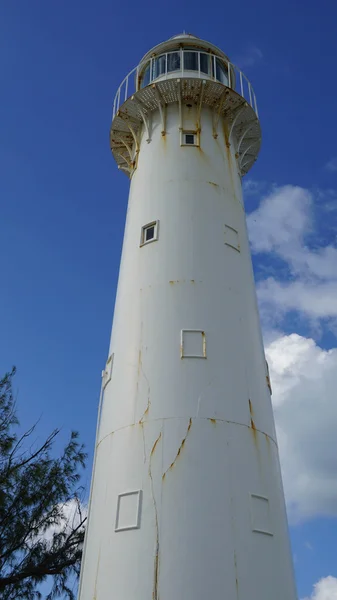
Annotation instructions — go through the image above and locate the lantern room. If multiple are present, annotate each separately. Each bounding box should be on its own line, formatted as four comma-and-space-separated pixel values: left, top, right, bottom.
137, 33, 233, 89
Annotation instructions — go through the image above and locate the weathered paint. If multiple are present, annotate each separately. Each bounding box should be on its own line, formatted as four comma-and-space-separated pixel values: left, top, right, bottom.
162, 418, 192, 479
149, 432, 162, 600
78, 34, 297, 600
208, 181, 219, 187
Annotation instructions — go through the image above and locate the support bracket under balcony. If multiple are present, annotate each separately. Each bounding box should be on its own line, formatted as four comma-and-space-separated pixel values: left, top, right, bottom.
237, 119, 259, 154
212, 88, 229, 139
196, 80, 206, 132
152, 84, 167, 136
228, 102, 248, 142
131, 95, 152, 143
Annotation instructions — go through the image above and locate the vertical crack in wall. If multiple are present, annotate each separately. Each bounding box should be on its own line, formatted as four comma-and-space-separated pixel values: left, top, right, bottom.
149, 432, 162, 600
249, 398, 258, 443
139, 396, 151, 424
162, 418, 192, 480
137, 334, 151, 424
140, 422, 146, 464
234, 550, 239, 599
227, 436, 240, 600
195, 379, 213, 417
93, 545, 101, 600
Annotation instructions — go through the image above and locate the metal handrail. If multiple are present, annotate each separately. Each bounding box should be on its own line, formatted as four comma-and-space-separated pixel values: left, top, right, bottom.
112, 49, 258, 120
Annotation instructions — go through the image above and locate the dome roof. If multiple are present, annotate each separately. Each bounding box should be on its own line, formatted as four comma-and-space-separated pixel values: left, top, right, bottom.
170, 33, 199, 40
139, 34, 229, 64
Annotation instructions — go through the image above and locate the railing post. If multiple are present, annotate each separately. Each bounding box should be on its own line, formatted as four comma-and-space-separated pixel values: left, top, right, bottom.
240, 71, 243, 97
117, 87, 121, 113
213, 54, 216, 80
181, 47, 184, 76
150, 57, 153, 83
125, 75, 128, 101
248, 82, 252, 106
254, 92, 258, 117
198, 51, 201, 78
165, 53, 168, 75
228, 61, 231, 88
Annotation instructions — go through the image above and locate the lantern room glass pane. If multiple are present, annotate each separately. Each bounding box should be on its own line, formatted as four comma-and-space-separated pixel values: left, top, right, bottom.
200, 53, 210, 75
153, 55, 166, 79
184, 51, 198, 71
141, 64, 151, 88
215, 58, 228, 85
167, 52, 180, 73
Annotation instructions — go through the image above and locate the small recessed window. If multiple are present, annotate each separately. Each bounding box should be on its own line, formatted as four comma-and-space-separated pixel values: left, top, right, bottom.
185, 134, 195, 144
181, 131, 198, 146
140, 221, 159, 246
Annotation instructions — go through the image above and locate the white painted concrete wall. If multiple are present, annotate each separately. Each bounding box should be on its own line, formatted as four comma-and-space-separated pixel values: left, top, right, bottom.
78, 103, 297, 600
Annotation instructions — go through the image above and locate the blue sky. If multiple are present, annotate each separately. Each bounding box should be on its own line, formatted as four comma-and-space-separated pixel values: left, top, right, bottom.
1, 2, 337, 598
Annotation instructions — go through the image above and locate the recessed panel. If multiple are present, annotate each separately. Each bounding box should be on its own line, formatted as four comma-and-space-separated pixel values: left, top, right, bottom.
115, 490, 142, 532
181, 329, 206, 358
250, 493, 273, 536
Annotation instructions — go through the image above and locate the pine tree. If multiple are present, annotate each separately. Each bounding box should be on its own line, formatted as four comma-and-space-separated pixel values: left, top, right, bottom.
0, 368, 87, 599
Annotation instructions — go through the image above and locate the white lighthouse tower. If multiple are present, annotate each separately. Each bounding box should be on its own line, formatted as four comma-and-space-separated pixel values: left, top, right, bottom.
78, 34, 298, 600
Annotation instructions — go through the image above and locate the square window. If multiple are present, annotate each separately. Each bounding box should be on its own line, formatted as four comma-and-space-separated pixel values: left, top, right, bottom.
145, 225, 155, 241
115, 490, 142, 532
181, 329, 206, 359
181, 131, 198, 146
185, 134, 195, 145
140, 221, 159, 246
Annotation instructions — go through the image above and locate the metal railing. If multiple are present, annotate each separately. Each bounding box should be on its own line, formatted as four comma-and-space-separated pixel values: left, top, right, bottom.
112, 49, 258, 120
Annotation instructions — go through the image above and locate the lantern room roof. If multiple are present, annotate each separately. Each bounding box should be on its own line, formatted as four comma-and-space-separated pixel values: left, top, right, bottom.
139, 34, 229, 65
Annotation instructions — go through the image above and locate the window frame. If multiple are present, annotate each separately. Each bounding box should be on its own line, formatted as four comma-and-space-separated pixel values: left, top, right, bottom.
180, 329, 207, 359
140, 220, 159, 247
181, 130, 199, 147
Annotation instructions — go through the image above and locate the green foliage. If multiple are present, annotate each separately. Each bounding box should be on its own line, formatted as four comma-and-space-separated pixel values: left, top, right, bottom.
0, 368, 87, 600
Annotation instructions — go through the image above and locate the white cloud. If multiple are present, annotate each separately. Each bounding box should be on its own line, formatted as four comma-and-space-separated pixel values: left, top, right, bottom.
247, 184, 337, 326
32, 498, 87, 546
242, 179, 267, 196
302, 576, 337, 600
325, 157, 337, 172
247, 185, 312, 256
267, 333, 337, 522
258, 278, 337, 319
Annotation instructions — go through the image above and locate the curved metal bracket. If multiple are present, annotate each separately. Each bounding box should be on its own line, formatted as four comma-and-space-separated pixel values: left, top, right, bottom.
131, 95, 152, 142
237, 120, 258, 154
177, 79, 182, 131
116, 137, 133, 161
118, 164, 132, 175
239, 137, 261, 170
116, 152, 133, 176
196, 80, 206, 132
116, 152, 131, 168
228, 102, 248, 142
116, 113, 141, 157
212, 88, 228, 139
152, 84, 167, 136
121, 122, 139, 157
241, 155, 258, 173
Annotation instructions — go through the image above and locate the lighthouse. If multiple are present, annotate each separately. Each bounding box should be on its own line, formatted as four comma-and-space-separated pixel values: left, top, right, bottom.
78, 34, 297, 600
